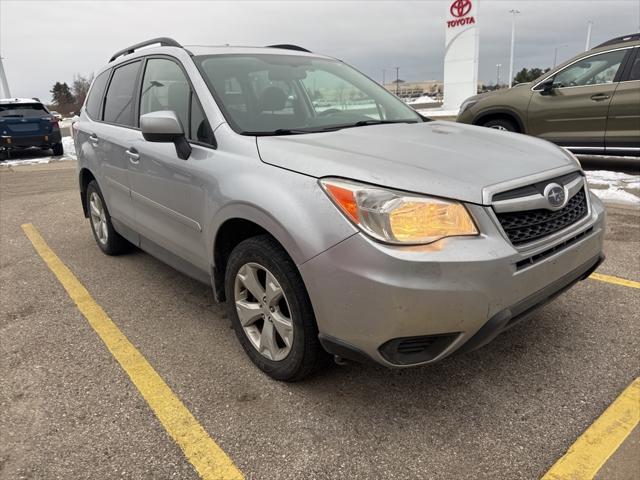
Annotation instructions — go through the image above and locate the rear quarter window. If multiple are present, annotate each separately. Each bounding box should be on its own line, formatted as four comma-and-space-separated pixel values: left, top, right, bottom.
85, 70, 111, 119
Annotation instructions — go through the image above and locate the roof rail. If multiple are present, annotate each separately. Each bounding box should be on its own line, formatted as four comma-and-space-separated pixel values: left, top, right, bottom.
266, 44, 311, 53
594, 33, 640, 49
109, 37, 182, 63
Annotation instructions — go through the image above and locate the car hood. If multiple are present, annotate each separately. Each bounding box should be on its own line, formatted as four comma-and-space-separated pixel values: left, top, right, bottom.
256, 121, 576, 204
465, 82, 533, 103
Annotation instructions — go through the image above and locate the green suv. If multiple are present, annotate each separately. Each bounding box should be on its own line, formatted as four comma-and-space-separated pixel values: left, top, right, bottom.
457, 34, 640, 157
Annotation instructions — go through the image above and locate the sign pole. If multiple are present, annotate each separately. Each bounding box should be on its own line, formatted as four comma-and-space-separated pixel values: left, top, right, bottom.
0, 57, 11, 98
508, 9, 520, 88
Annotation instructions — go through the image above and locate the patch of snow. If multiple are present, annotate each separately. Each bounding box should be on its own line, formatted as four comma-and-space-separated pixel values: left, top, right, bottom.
586, 170, 640, 206
405, 95, 438, 105
590, 187, 640, 206
62, 136, 77, 158
586, 170, 640, 189
417, 108, 459, 117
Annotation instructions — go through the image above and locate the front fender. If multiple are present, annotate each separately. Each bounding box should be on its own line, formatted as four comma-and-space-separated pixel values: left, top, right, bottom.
206, 165, 358, 269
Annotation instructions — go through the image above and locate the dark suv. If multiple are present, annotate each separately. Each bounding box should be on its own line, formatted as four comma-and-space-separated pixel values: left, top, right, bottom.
0, 98, 63, 160
457, 34, 640, 157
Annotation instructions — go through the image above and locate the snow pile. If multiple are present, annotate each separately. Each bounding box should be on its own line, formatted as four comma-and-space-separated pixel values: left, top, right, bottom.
406, 95, 438, 105
1, 136, 76, 166
586, 170, 640, 207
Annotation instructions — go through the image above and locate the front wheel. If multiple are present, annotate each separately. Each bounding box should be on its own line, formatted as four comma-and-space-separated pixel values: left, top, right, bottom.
481, 118, 518, 132
225, 235, 326, 381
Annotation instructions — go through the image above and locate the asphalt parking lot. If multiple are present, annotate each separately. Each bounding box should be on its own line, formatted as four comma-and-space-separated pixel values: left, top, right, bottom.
1, 160, 638, 479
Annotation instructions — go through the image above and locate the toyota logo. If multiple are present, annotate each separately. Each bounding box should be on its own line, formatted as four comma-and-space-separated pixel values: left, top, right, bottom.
450, 0, 472, 18
544, 183, 567, 209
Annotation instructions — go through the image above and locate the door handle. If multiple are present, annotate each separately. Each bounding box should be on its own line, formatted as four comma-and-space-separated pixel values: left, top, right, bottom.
590, 94, 611, 101
89, 134, 99, 145
125, 148, 140, 163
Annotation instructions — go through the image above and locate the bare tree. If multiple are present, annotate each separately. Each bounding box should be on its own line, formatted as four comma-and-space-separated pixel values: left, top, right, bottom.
72, 73, 94, 112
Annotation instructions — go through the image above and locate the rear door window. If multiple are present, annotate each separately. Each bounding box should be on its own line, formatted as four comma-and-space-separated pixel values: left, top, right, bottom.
103, 61, 141, 127
85, 70, 110, 119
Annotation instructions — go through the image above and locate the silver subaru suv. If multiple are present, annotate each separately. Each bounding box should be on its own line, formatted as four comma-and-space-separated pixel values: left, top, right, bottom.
75, 38, 605, 381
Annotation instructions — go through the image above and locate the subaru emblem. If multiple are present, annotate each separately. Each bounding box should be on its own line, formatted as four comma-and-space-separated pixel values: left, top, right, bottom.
544, 183, 566, 209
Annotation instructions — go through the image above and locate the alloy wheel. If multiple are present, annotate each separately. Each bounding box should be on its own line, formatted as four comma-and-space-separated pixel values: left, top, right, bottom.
89, 192, 108, 245
234, 262, 294, 361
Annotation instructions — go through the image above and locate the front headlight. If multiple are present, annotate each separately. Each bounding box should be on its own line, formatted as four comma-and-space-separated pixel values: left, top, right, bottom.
562, 148, 583, 169
320, 178, 479, 245
459, 99, 477, 116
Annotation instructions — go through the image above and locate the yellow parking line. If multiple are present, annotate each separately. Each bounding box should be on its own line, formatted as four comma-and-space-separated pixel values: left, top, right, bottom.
542, 378, 640, 480
589, 273, 640, 289
21, 223, 243, 480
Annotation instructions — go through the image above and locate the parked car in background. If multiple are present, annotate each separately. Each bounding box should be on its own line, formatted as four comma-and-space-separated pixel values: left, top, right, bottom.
457, 34, 640, 158
50, 110, 63, 122
0, 98, 64, 160
76, 38, 605, 381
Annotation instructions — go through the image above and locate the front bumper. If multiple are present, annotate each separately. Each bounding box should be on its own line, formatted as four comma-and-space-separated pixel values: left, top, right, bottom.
1, 131, 62, 150
300, 193, 606, 367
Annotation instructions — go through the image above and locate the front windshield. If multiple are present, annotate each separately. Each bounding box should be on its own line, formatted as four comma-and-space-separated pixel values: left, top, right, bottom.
194, 54, 422, 134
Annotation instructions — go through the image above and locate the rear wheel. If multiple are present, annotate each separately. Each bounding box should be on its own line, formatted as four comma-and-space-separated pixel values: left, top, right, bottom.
86, 180, 130, 255
481, 118, 518, 132
0, 150, 7, 161
225, 235, 326, 381
52, 142, 64, 156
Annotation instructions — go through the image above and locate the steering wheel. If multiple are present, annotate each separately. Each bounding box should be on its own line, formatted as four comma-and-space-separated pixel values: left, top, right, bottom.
318, 108, 342, 116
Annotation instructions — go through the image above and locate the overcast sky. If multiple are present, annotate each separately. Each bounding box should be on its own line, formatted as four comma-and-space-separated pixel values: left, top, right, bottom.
2, 0, 639, 102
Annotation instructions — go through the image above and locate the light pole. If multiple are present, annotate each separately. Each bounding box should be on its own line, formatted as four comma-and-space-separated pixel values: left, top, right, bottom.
585, 21, 593, 50
496, 64, 502, 87
553, 44, 568, 68
395, 67, 399, 95
0, 56, 11, 98
508, 9, 520, 88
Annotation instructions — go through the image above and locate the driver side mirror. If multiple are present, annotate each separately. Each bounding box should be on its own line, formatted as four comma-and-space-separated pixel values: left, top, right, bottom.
539, 77, 556, 95
140, 111, 191, 160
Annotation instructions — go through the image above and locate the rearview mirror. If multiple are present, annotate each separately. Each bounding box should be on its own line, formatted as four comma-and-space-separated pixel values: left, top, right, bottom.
140, 111, 191, 160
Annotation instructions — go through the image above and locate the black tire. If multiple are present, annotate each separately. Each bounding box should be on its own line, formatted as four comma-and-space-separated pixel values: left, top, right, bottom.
225, 235, 326, 381
481, 118, 518, 132
52, 142, 64, 156
0, 150, 7, 161
86, 180, 130, 255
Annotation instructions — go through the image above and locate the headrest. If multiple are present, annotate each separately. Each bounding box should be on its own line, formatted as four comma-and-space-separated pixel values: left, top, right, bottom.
259, 86, 287, 112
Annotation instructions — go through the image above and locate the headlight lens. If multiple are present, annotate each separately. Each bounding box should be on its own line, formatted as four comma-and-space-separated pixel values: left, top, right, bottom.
562, 148, 582, 168
459, 99, 477, 115
320, 178, 479, 245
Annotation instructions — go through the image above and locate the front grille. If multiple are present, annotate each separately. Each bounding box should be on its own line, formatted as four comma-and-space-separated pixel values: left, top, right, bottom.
495, 189, 588, 245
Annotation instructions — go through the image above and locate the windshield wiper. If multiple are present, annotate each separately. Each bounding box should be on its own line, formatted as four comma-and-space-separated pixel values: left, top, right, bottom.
248, 120, 420, 136
272, 128, 319, 135
248, 128, 323, 136
350, 119, 418, 127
